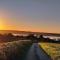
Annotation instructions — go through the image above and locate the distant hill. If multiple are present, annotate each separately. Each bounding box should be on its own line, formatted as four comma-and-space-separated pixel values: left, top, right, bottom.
0, 30, 60, 37
0, 30, 28, 34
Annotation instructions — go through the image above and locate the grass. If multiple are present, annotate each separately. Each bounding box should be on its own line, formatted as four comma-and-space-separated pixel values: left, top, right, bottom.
39, 42, 60, 60
0, 40, 32, 60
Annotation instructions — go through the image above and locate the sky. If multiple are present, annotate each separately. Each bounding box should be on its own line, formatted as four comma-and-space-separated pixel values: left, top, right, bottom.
0, 0, 60, 33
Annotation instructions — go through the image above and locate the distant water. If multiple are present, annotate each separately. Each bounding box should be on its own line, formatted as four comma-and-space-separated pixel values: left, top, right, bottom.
13, 33, 60, 41
43, 36, 60, 41
13, 33, 28, 36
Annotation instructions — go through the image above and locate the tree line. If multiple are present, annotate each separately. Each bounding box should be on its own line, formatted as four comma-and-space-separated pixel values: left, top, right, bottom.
0, 33, 60, 43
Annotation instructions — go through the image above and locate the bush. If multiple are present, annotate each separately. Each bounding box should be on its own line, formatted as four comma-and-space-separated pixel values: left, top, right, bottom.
0, 40, 32, 60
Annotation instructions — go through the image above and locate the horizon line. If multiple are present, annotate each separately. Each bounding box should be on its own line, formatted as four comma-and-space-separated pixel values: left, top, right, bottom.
0, 29, 60, 34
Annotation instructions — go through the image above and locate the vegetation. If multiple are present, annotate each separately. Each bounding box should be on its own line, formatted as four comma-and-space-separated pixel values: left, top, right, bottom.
0, 40, 32, 60
0, 33, 59, 60
0, 33, 60, 43
39, 43, 60, 60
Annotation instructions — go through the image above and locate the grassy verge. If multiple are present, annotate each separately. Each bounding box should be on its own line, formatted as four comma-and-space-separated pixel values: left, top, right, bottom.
0, 40, 32, 60
39, 42, 60, 60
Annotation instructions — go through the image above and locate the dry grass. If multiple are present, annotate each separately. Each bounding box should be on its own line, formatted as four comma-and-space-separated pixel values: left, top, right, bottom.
39, 42, 60, 60
0, 40, 32, 60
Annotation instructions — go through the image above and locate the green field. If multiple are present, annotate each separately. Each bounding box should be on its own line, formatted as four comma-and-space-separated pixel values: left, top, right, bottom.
0, 40, 32, 60
39, 43, 60, 60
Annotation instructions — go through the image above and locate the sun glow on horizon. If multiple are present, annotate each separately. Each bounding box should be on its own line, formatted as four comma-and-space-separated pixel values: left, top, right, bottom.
0, 18, 5, 30
0, 11, 60, 33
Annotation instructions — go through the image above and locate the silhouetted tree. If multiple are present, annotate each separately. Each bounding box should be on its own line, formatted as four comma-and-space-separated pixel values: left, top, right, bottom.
40, 35, 43, 38
26, 34, 38, 42
4, 33, 14, 42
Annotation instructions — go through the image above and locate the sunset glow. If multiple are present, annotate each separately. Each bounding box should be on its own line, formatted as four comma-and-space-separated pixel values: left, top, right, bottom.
0, 0, 60, 33
0, 18, 5, 30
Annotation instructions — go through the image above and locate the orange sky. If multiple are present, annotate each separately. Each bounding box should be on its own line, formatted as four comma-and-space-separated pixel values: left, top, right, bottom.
0, 1, 60, 33
0, 21, 60, 33
0, 16, 60, 33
